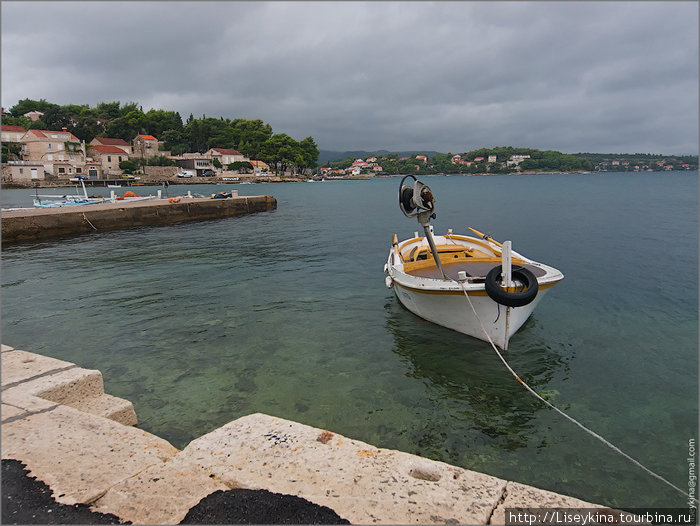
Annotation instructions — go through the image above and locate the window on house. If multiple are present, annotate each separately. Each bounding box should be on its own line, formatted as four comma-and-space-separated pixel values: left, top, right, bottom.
47, 143, 52, 150
58, 167, 65, 174
118, 156, 122, 162
76, 168, 82, 173
19, 168, 23, 174
108, 156, 111, 162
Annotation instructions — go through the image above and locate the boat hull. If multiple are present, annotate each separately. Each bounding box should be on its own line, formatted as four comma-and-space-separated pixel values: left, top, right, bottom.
392, 280, 547, 349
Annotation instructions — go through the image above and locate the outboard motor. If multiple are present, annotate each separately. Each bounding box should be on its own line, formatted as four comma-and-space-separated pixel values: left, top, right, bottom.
399, 175, 436, 226
398, 175, 447, 279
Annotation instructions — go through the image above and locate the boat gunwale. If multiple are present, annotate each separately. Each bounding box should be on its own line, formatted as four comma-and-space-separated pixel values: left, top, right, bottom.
388, 233, 564, 295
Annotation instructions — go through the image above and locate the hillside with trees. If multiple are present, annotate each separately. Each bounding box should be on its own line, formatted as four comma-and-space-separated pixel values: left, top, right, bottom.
323, 146, 697, 176
3, 98, 319, 174
325, 147, 596, 176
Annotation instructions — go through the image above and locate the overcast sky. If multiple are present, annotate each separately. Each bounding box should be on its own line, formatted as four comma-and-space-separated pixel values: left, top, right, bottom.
2, 1, 698, 154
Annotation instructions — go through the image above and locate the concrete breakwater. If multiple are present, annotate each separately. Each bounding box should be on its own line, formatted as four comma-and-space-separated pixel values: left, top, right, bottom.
1, 195, 276, 244
0, 345, 610, 525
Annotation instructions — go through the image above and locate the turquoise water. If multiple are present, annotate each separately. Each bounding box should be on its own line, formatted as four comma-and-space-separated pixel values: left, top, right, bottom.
2, 172, 697, 509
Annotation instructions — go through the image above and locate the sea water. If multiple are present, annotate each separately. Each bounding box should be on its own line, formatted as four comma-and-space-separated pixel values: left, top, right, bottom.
1, 172, 697, 509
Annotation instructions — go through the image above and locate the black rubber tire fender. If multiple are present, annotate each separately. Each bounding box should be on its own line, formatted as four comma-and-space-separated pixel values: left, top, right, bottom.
484, 265, 539, 308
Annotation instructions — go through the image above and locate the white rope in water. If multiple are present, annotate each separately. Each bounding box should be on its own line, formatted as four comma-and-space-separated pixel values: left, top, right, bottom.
456, 280, 697, 503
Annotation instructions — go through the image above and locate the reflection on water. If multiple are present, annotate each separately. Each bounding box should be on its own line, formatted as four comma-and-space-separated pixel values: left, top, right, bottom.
385, 298, 570, 454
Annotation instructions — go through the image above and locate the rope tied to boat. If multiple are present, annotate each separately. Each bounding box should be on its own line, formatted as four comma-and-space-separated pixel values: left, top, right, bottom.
455, 279, 698, 504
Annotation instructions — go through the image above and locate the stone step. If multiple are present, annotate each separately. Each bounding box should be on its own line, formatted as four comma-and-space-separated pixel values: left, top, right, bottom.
32, 368, 105, 405
65, 393, 137, 426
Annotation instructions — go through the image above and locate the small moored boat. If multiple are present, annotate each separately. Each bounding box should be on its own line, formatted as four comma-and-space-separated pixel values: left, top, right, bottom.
34, 180, 108, 208
384, 176, 563, 350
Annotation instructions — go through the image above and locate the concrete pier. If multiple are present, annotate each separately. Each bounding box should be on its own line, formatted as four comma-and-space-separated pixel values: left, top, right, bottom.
1, 345, 611, 524
1, 195, 276, 244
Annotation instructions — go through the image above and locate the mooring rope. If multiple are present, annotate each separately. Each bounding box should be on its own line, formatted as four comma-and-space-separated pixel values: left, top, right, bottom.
456, 280, 697, 503
82, 213, 97, 231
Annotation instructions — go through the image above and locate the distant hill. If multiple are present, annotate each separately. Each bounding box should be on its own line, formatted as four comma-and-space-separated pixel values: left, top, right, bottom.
318, 149, 443, 164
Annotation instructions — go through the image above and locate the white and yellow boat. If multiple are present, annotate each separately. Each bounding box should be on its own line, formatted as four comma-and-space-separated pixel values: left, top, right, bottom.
384, 176, 563, 350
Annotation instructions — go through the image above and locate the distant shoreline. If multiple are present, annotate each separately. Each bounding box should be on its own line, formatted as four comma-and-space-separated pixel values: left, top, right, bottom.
2, 169, 694, 190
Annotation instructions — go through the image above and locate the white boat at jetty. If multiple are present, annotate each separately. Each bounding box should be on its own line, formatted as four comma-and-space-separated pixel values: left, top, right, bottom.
384, 176, 563, 350
34, 181, 157, 208
34, 180, 108, 208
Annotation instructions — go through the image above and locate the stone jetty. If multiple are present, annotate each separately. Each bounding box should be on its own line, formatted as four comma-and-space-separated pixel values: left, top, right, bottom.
1, 345, 610, 524
1, 195, 276, 244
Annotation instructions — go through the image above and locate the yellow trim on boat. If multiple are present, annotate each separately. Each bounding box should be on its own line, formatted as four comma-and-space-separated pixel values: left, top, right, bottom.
394, 281, 559, 296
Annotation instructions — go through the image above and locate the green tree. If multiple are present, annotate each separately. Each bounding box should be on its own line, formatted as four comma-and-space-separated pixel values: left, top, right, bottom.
69, 114, 102, 142
145, 109, 183, 136
119, 159, 139, 172
229, 161, 253, 173
9, 98, 57, 117
104, 117, 138, 142
41, 106, 72, 130
147, 155, 176, 166
298, 136, 320, 171
96, 101, 122, 120
124, 109, 148, 135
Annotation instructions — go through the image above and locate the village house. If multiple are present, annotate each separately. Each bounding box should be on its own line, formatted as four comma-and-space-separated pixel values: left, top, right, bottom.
1, 124, 27, 143
5, 161, 46, 182
206, 148, 248, 167
23, 110, 44, 121
172, 153, 214, 176
83, 161, 103, 179
487, 154, 497, 163
86, 145, 129, 177
132, 134, 159, 158
90, 137, 132, 155
507, 154, 531, 167
20, 128, 85, 176
248, 160, 270, 176
415, 155, 427, 163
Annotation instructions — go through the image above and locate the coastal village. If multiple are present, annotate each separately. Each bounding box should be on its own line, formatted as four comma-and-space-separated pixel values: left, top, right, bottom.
1, 106, 696, 188
1, 115, 274, 187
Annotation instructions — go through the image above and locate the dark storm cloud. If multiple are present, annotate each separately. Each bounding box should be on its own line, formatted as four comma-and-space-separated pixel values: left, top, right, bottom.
2, 1, 697, 154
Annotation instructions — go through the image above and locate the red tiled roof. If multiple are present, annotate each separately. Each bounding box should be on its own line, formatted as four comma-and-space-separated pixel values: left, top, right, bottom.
94, 137, 129, 146
2, 125, 27, 133
89, 145, 129, 154
137, 134, 157, 141
212, 148, 242, 155
249, 160, 269, 168
25, 129, 80, 141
